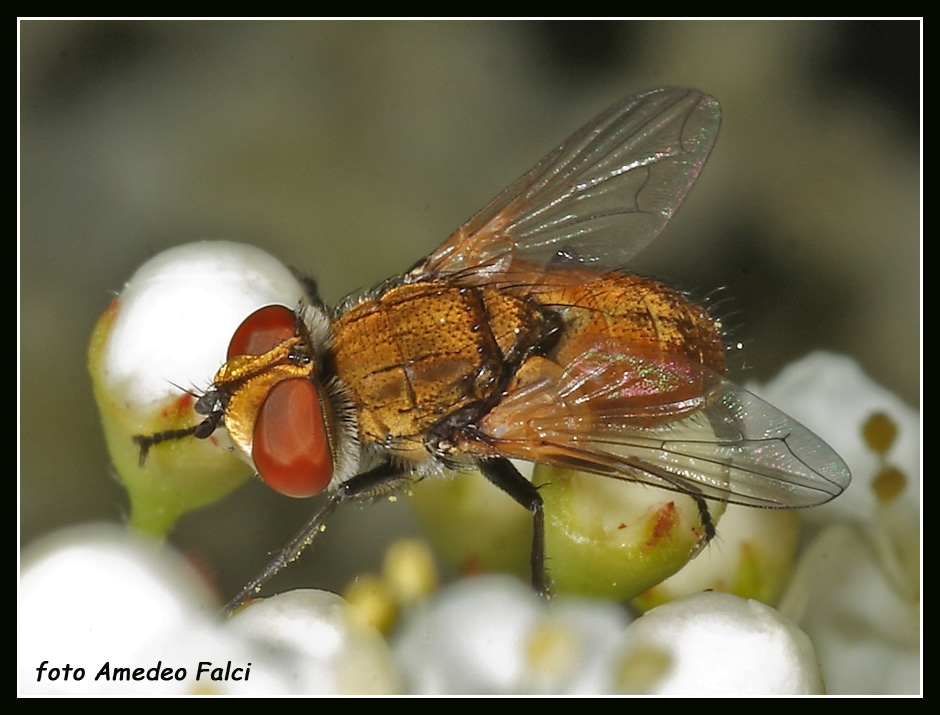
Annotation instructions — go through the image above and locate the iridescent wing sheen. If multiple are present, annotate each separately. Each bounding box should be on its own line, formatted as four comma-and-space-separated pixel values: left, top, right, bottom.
409, 87, 721, 285
474, 344, 850, 509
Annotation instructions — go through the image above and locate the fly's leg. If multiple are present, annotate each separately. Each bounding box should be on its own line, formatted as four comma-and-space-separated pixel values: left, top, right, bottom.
689, 491, 717, 558
477, 458, 549, 597
132, 416, 219, 465
626, 460, 717, 557
132, 427, 201, 465
224, 462, 407, 615
133, 390, 226, 465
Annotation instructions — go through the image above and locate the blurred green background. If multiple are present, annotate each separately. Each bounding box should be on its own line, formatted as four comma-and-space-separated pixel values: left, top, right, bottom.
20, 21, 920, 600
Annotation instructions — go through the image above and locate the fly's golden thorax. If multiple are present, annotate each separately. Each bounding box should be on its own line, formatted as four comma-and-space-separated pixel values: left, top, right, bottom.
331, 281, 544, 454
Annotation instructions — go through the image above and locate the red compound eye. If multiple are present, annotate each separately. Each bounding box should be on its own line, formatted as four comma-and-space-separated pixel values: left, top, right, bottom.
228, 305, 297, 359
252, 377, 333, 498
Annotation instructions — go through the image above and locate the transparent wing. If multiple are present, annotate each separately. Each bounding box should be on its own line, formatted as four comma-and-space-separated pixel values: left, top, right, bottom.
410, 87, 721, 283
475, 344, 850, 509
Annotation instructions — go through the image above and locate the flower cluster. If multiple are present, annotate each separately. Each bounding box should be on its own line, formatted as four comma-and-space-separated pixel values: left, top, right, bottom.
21, 242, 918, 695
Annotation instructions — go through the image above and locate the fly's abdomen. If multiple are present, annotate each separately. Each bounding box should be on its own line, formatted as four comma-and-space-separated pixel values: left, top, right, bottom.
540, 273, 726, 375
